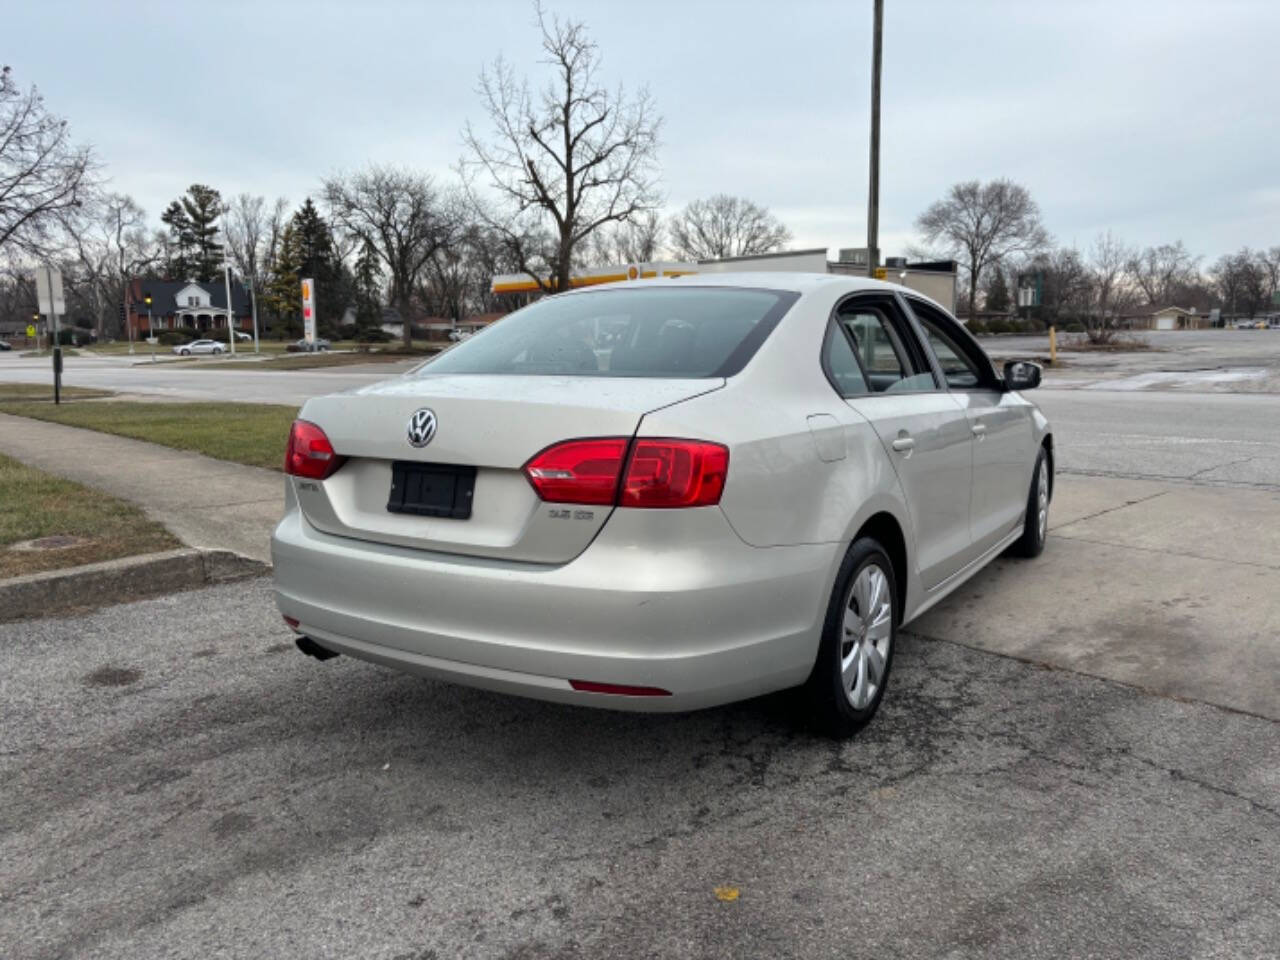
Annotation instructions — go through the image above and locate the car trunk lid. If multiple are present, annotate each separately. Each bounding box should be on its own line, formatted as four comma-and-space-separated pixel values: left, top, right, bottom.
294, 374, 723, 563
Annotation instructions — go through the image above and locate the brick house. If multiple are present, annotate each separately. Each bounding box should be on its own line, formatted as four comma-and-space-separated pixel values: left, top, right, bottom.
124, 278, 251, 337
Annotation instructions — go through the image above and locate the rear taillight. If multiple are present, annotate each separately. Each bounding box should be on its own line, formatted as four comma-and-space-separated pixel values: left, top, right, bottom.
285, 419, 344, 480
523, 438, 628, 505
620, 439, 729, 508
523, 437, 728, 508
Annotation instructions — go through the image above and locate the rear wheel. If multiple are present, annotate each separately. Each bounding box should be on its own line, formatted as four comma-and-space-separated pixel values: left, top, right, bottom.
1008, 447, 1050, 558
180, 348, 190, 356
803, 537, 898, 739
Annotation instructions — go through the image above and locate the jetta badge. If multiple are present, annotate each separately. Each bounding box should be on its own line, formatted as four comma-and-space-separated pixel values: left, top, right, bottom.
406, 408, 437, 448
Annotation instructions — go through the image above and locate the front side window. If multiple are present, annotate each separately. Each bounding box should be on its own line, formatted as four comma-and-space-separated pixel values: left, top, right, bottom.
908, 299, 994, 389
419, 287, 798, 378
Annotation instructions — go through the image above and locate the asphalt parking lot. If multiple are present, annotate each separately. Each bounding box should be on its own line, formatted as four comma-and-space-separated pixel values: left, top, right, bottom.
3, 330, 1279, 958
3, 580, 1277, 960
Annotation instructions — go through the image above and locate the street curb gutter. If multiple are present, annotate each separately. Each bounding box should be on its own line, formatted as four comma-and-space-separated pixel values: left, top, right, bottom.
0, 548, 270, 623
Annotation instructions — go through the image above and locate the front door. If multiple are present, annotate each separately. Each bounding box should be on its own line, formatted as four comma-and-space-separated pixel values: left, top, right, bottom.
908, 298, 1033, 558
829, 296, 974, 590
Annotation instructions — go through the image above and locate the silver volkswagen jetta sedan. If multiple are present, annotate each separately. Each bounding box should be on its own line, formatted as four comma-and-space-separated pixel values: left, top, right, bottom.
273, 273, 1052, 737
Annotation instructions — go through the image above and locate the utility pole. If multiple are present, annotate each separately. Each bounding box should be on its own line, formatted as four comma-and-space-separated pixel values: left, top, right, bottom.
866, 0, 884, 279
224, 264, 237, 355
249, 279, 260, 353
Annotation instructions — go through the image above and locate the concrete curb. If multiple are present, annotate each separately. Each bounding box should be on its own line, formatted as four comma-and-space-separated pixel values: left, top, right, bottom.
0, 548, 270, 623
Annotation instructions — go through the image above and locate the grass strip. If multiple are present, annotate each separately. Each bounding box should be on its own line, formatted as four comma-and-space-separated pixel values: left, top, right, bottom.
0, 453, 179, 578
1, 399, 299, 472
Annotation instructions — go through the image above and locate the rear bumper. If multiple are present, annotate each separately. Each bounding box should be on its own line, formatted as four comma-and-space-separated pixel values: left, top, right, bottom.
272, 505, 837, 712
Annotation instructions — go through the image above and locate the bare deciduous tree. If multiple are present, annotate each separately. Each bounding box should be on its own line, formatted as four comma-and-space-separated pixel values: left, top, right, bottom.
1084, 231, 1138, 342
223, 194, 268, 293
0, 66, 98, 259
667, 194, 792, 262
915, 178, 1049, 324
1211, 248, 1268, 319
586, 209, 665, 266
1126, 240, 1199, 306
461, 2, 661, 293
323, 166, 459, 346
1258, 246, 1280, 309
66, 193, 158, 338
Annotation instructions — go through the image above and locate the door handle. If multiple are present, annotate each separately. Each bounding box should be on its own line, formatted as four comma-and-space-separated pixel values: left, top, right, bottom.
971, 422, 987, 439
891, 437, 915, 452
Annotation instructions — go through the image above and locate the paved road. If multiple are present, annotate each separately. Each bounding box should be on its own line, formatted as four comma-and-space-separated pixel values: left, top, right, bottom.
1034, 389, 1280, 490
5, 352, 1279, 489
2, 580, 1276, 960
0, 353, 414, 406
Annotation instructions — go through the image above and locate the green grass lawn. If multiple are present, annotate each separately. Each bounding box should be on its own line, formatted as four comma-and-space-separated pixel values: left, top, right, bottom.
0, 384, 115, 403
211, 348, 438, 371
0, 453, 179, 578
0, 397, 299, 471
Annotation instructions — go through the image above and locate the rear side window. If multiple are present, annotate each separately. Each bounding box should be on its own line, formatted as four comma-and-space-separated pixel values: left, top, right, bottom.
824, 300, 935, 395
420, 287, 799, 378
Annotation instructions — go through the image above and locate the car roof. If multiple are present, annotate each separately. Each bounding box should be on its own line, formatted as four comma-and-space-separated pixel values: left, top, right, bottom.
552, 271, 955, 316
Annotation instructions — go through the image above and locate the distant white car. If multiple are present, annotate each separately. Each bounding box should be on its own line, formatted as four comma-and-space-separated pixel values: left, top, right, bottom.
448, 329, 473, 342
173, 339, 224, 356
235, 331, 252, 342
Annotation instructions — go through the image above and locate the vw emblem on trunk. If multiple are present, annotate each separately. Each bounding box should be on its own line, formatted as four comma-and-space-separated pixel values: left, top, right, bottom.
406, 408, 437, 448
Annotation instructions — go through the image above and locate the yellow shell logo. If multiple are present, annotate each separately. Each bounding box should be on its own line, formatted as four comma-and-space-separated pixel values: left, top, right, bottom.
301, 281, 311, 299
628, 266, 638, 279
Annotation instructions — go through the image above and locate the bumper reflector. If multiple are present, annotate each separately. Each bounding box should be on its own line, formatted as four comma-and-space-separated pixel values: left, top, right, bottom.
282, 615, 300, 631
569, 679, 672, 697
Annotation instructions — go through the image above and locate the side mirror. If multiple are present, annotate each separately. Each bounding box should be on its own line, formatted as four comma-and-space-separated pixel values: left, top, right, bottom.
1003, 360, 1042, 391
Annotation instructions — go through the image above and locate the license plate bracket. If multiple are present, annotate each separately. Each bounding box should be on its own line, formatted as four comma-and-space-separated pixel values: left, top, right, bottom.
387, 461, 476, 519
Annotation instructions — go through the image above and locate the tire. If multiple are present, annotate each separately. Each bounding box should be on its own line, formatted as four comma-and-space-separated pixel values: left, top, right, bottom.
1008, 446, 1050, 558
180, 349, 190, 356
802, 537, 898, 739
213, 347, 223, 355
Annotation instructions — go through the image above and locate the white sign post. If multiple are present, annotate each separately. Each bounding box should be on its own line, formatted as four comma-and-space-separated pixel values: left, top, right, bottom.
301, 278, 317, 345
34, 266, 66, 403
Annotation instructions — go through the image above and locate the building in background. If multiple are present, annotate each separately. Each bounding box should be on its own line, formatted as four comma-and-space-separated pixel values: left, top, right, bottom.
123, 278, 251, 337
491, 249, 959, 312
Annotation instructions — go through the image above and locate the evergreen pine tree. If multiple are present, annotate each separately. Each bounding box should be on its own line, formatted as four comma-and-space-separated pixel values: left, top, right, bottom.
160, 201, 193, 279
985, 266, 1011, 314
266, 222, 303, 338
288, 198, 345, 333
179, 184, 225, 282
353, 240, 383, 332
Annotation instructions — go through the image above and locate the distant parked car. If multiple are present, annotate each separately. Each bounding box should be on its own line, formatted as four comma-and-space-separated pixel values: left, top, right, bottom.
447, 329, 473, 342
235, 331, 252, 341
173, 339, 224, 356
0, 339, 11, 351
293, 338, 331, 352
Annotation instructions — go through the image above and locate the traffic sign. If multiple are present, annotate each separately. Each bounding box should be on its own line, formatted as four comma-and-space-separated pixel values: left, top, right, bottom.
34, 267, 65, 316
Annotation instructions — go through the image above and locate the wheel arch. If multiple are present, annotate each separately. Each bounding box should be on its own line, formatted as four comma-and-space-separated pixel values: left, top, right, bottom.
1041, 432, 1055, 500
853, 510, 909, 623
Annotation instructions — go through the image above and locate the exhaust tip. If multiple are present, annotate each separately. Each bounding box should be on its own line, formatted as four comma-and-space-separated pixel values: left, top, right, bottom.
295, 636, 339, 661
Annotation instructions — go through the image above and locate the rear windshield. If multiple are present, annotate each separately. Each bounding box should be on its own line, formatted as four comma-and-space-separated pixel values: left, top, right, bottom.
418, 286, 799, 378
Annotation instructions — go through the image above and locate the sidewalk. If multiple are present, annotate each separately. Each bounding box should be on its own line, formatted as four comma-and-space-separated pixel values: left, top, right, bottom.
0, 412, 281, 563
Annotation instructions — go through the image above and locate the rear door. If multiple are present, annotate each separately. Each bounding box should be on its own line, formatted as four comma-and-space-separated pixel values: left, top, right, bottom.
906, 297, 1032, 557
829, 294, 974, 589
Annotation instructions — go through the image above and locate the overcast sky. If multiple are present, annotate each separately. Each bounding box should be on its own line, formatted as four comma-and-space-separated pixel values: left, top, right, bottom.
7, 0, 1278, 263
